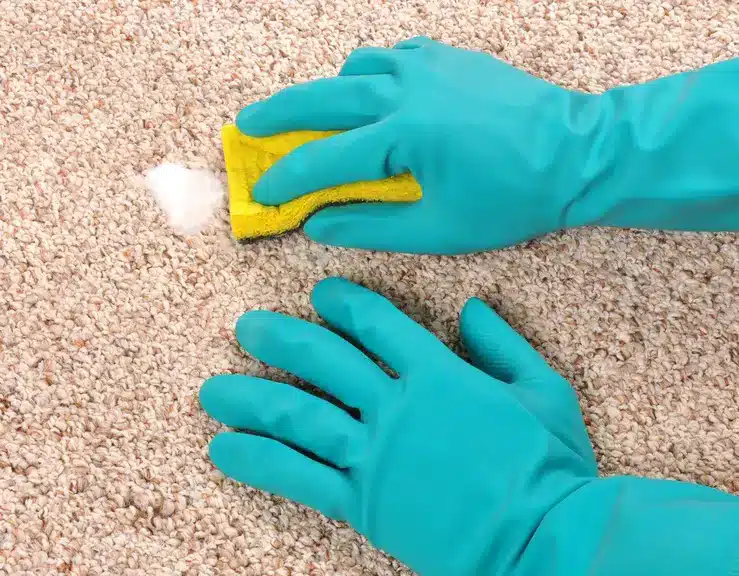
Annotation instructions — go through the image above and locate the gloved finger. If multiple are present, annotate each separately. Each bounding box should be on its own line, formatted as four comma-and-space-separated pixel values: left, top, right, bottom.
311, 277, 444, 375
235, 75, 399, 136
200, 375, 367, 469
393, 36, 435, 50
209, 432, 351, 522
252, 121, 402, 206
304, 202, 434, 254
339, 46, 407, 76
235, 310, 391, 416
459, 297, 596, 468
459, 297, 551, 384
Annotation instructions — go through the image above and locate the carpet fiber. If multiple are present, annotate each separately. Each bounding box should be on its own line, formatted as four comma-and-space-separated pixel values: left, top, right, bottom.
1, 1, 738, 574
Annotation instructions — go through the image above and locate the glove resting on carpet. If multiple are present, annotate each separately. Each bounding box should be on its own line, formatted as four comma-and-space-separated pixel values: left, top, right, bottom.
200, 278, 739, 575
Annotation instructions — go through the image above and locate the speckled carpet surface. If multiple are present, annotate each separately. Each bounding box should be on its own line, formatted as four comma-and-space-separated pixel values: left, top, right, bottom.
1, 1, 738, 574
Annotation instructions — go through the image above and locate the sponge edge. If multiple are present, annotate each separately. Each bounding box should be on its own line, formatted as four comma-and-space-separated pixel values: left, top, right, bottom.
221, 124, 422, 241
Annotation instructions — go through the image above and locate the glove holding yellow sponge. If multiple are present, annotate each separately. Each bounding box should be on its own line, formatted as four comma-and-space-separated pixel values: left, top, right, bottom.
221, 125, 421, 241
228, 36, 739, 253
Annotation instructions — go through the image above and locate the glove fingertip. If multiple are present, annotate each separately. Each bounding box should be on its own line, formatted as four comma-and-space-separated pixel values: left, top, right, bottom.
459, 297, 490, 331
303, 209, 342, 243
251, 174, 277, 206
208, 432, 245, 478
310, 276, 355, 310
461, 296, 487, 312
235, 103, 271, 135
254, 176, 304, 206
234, 309, 282, 353
393, 35, 434, 50
199, 374, 249, 421
254, 146, 324, 206
198, 375, 224, 413
303, 203, 378, 246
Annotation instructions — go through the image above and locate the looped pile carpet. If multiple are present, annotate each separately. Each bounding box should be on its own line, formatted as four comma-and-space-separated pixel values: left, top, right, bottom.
1, 1, 737, 574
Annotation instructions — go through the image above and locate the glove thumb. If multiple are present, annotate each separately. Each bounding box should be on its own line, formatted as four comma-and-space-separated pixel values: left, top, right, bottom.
460, 297, 598, 470
459, 297, 550, 383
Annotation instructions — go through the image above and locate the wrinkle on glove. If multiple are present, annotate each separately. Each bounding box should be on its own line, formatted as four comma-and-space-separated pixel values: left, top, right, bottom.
566, 56, 739, 233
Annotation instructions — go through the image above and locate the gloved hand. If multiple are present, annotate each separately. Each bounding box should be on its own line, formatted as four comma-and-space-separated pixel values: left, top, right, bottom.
236, 38, 739, 254
200, 278, 739, 575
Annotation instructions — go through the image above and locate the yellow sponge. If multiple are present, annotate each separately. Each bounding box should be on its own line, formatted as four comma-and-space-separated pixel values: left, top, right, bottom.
221, 124, 422, 241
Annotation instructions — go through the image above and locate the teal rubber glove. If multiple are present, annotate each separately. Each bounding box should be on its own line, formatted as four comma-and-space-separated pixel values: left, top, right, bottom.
236, 37, 739, 254
200, 277, 739, 575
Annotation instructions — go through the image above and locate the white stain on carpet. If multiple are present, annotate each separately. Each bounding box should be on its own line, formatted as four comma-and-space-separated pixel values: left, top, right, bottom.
145, 163, 224, 236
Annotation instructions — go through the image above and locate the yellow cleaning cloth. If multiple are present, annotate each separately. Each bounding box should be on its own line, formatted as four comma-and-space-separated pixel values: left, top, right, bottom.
221, 124, 422, 241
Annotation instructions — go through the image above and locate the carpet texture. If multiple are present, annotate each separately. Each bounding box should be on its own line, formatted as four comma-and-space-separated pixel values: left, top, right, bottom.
1, 1, 738, 574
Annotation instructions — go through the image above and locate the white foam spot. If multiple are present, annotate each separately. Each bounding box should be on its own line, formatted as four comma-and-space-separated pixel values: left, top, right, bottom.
145, 163, 224, 236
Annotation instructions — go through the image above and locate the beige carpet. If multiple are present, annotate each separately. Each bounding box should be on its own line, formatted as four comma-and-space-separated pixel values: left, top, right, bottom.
2, 0, 738, 574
